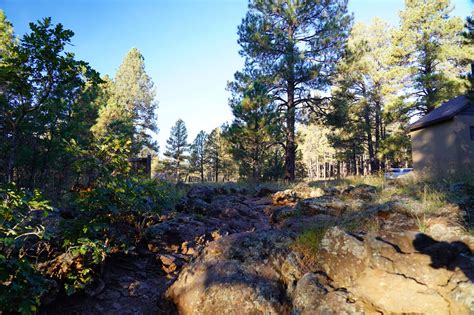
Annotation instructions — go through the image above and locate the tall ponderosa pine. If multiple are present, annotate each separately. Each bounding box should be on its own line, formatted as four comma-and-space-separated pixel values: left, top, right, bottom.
189, 130, 208, 182
93, 48, 158, 153
330, 19, 402, 173
393, 0, 473, 116
327, 91, 367, 175
226, 70, 280, 181
164, 119, 189, 181
0, 10, 15, 181
237, 0, 352, 181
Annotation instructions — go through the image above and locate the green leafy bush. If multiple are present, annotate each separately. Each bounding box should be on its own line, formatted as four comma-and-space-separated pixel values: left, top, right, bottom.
64, 137, 180, 247
0, 138, 182, 311
47, 238, 107, 296
0, 184, 52, 314
0, 255, 48, 314
45, 137, 181, 296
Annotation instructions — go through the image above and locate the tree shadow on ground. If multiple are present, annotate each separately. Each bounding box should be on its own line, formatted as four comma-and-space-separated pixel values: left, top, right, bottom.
413, 233, 474, 282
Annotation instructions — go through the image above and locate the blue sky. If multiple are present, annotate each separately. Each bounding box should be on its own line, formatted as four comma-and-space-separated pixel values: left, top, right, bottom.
2, 0, 473, 152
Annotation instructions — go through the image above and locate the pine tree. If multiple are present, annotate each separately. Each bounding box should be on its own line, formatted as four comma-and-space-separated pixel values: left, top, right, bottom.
90, 75, 119, 136
328, 90, 368, 175
464, 13, 474, 96
0, 10, 14, 60
464, 14, 474, 44
205, 128, 224, 182
164, 119, 189, 181
329, 19, 402, 173
93, 48, 158, 153
189, 130, 207, 182
0, 10, 16, 182
226, 70, 281, 181
393, 0, 473, 116
237, 0, 352, 181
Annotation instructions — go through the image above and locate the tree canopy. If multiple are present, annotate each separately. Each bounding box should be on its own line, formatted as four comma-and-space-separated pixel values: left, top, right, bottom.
92, 48, 158, 154
236, 0, 352, 181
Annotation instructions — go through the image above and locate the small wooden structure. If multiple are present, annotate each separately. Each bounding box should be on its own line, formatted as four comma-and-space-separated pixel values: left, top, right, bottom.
409, 95, 474, 177
129, 154, 152, 178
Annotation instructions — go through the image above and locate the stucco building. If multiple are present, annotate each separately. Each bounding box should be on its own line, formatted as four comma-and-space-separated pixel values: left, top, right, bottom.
409, 95, 474, 177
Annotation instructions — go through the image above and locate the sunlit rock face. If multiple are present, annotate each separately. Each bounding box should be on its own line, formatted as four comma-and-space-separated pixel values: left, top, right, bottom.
271, 189, 299, 206
166, 230, 300, 315
168, 227, 473, 315
319, 227, 474, 315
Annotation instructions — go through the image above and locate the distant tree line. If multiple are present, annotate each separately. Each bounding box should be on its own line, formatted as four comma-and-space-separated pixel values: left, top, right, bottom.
157, 120, 238, 182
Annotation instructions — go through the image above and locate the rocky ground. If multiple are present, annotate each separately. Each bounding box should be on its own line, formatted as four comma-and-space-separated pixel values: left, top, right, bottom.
41, 180, 474, 314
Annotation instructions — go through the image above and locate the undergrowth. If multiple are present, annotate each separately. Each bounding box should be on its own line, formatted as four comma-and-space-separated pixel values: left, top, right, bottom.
0, 137, 183, 314
291, 226, 328, 270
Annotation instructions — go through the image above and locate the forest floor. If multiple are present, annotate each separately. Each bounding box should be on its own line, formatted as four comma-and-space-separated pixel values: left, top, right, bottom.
40, 176, 474, 314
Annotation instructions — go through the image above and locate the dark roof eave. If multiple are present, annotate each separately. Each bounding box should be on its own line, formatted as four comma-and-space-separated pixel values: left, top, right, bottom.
408, 95, 471, 132
408, 116, 455, 132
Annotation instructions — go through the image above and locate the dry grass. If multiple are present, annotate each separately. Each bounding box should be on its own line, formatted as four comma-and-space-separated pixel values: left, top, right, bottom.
419, 185, 448, 213
291, 226, 328, 269
308, 175, 386, 190
342, 216, 381, 233
344, 175, 386, 189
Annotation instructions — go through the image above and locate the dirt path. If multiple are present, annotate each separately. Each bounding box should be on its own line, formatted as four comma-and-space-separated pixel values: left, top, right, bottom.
42, 250, 172, 314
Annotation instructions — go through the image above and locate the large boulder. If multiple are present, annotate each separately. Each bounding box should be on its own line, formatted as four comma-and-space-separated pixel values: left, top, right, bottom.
167, 230, 304, 315
298, 196, 347, 217
175, 197, 211, 213
145, 216, 206, 242
321, 186, 341, 196
255, 186, 279, 197
187, 185, 215, 202
146, 191, 272, 256
269, 206, 299, 224
352, 269, 450, 315
341, 184, 377, 200
318, 227, 369, 288
272, 190, 298, 206
318, 227, 474, 314
292, 272, 365, 315
278, 214, 337, 234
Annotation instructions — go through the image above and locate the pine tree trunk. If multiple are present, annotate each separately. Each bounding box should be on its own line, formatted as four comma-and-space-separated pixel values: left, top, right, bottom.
285, 86, 296, 182
316, 156, 320, 180
374, 97, 382, 171
284, 25, 296, 182
215, 156, 219, 182
6, 131, 17, 184
364, 105, 377, 174
352, 145, 357, 176
200, 158, 204, 182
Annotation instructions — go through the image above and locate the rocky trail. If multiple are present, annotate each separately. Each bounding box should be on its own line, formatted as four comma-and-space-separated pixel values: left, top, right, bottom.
41, 186, 274, 314
41, 183, 474, 314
